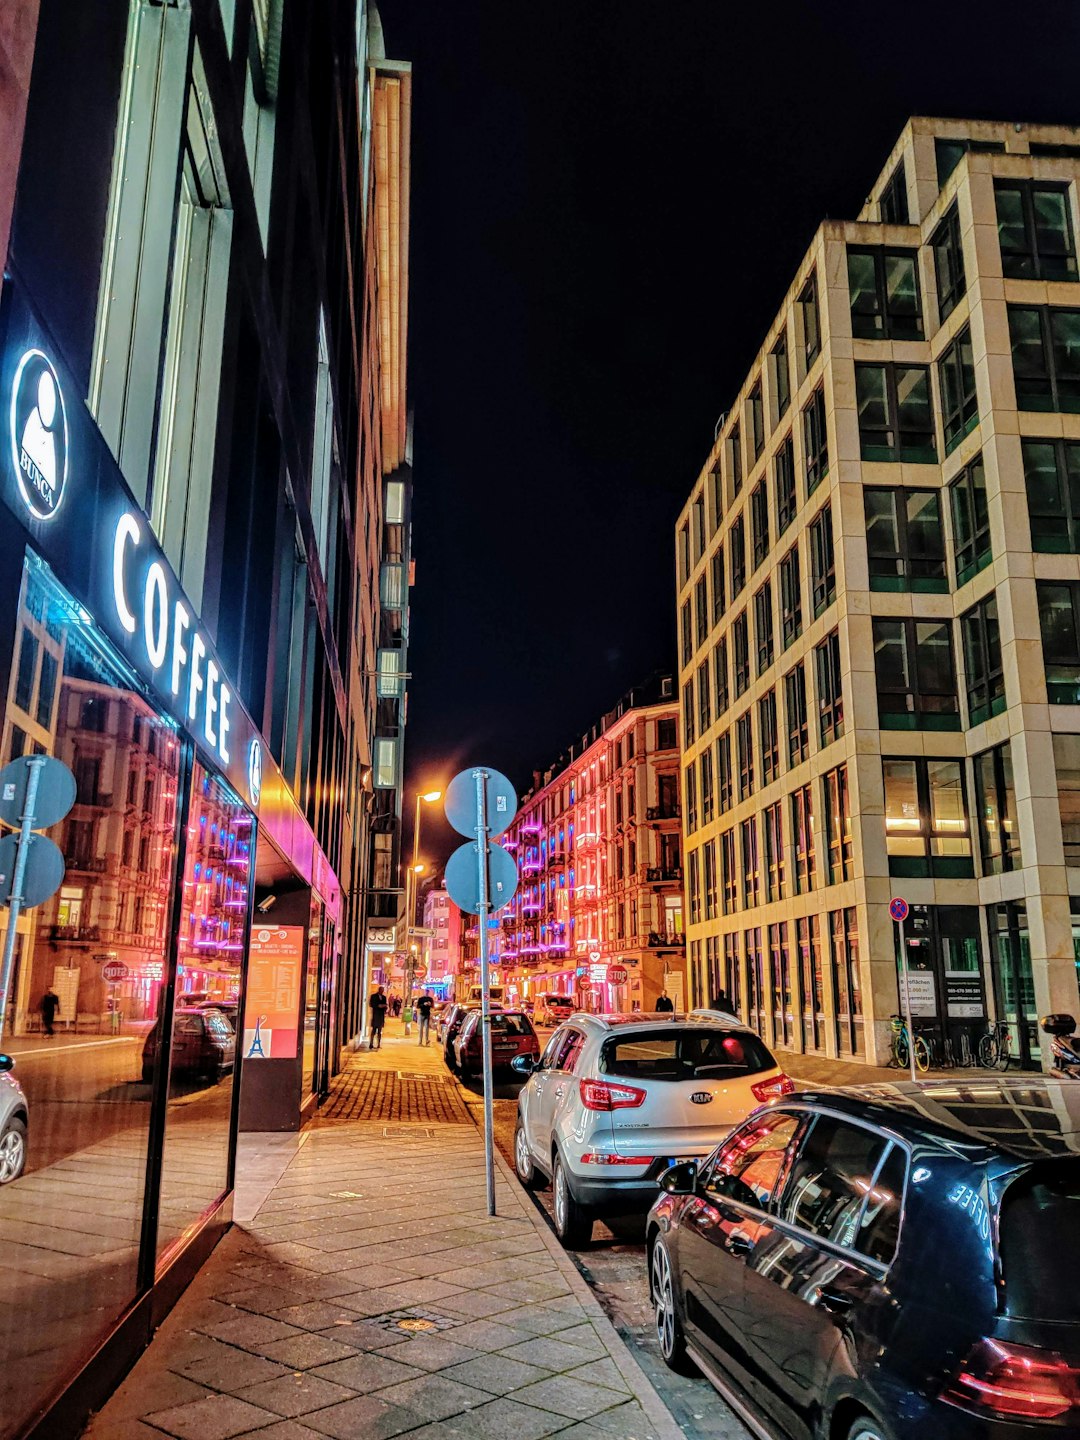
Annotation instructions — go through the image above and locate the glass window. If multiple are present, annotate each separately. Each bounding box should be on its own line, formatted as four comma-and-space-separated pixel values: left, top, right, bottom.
709, 464, 723, 535
883, 756, 973, 877
697, 659, 712, 733
736, 710, 754, 801
685, 759, 698, 834
751, 481, 769, 569
815, 631, 844, 748
873, 618, 960, 730
797, 913, 825, 1052
1009, 305, 1080, 413
1024, 439, 1080, 553
831, 907, 863, 1057
771, 331, 791, 419
717, 730, 733, 813
809, 504, 835, 617
1053, 734, 1080, 865
714, 636, 730, 716
803, 386, 829, 494
774, 436, 797, 537
950, 454, 992, 586
962, 594, 1006, 724
741, 816, 761, 909
996, 181, 1077, 282
695, 574, 709, 647
749, 382, 765, 457
763, 803, 785, 903
754, 580, 774, 675
1038, 581, 1080, 704
780, 544, 802, 649
879, 160, 909, 224
856, 364, 936, 463
939, 325, 979, 454
864, 488, 947, 592
711, 545, 726, 621
779, 1118, 899, 1259
798, 273, 821, 370
682, 681, 695, 750
785, 664, 809, 768
847, 247, 923, 340
730, 515, 747, 597
680, 599, 693, 666
733, 611, 750, 697
759, 689, 779, 787
932, 203, 966, 321
823, 765, 852, 884
728, 422, 743, 497
678, 522, 691, 586
720, 829, 737, 914
791, 783, 816, 894
975, 742, 1021, 874
688, 847, 701, 924
705, 1112, 801, 1211
936, 136, 1004, 188
700, 748, 715, 826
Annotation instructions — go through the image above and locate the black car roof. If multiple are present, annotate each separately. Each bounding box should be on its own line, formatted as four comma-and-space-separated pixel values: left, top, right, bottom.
794, 1078, 1080, 1162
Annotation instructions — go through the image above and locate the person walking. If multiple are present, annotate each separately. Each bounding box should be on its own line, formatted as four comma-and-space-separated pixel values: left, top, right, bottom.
654, 991, 674, 1013
40, 985, 60, 1037
711, 990, 734, 1015
369, 985, 388, 1049
415, 990, 434, 1046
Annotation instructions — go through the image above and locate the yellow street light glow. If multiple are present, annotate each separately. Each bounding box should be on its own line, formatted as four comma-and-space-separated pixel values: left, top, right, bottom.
421, 789, 442, 802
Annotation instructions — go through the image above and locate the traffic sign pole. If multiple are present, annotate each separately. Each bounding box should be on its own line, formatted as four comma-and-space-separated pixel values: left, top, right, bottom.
890, 897, 918, 1084
473, 768, 497, 1217
0, 755, 46, 1045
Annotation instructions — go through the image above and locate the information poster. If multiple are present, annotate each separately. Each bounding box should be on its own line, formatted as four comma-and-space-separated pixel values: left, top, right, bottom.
243, 925, 304, 1059
898, 969, 937, 1019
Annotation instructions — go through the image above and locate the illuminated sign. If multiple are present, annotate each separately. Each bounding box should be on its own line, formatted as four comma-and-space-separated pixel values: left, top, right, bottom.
247, 738, 263, 808
10, 349, 68, 520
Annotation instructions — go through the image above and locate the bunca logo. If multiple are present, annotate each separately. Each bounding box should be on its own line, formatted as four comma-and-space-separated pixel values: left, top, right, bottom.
10, 349, 68, 520
247, 738, 263, 808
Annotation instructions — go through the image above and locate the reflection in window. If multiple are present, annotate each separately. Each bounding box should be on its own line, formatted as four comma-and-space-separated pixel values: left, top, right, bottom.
996, 181, 1077, 282
882, 757, 972, 877
855, 364, 936, 463
975, 742, 1021, 875
1054, 734, 1080, 865
873, 618, 960, 730
949, 455, 991, 586
848, 247, 923, 340
1024, 439, 1080, 554
865, 487, 947, 593
1037, 581, 1080, 704
960, 595, 1005, 725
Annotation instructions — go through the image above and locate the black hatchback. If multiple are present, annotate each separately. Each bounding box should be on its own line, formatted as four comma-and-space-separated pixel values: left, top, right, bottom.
647, 1079, 1080, 1439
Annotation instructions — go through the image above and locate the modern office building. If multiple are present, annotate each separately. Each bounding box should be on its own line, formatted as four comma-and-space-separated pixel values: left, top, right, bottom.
493, 675, 685, 1013
0, 3, 410, 1436
676, 116, 1080, 1072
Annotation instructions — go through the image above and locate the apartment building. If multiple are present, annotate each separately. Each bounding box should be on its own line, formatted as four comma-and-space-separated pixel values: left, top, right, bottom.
676, 116, 1080, 1070
492, 675, 686, 1012
422, 886, 461, 994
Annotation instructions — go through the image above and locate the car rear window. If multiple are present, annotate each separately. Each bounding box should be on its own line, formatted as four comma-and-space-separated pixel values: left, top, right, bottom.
600, 1027, 775, 1081
998, 1161, 1080, 1321
491, 1014, 532, 1036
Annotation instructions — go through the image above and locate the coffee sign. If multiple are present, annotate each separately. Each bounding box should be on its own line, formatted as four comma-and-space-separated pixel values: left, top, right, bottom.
10, 349, 68, 520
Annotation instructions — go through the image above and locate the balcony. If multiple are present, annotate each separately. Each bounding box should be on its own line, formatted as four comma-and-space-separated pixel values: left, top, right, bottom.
645, 866, 683, 883
48, 924, 102, 943
646, 804, 681, 822
67, 855, 108, 875
647, 931, 685, 950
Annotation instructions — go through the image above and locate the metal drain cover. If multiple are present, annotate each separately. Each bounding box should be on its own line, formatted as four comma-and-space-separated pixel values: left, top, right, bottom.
397, 1072, 439, 1081
369, 1307, 462, 1334
382, 1125, 436, 1139
397, 1317, 437, 1332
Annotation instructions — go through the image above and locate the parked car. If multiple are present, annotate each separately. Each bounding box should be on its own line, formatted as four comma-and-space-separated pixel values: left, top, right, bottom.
0, 1054, 28, 1184
512, 1012, 792, 1245
536, 996, 575, 1026
454, 1009, 540, 1078
648, 1078, 1080, 1440
441, 1003, 473, 1063
141, 1007, 236, 1084
435, 1001, 456, 1043
195, 998, 239, 1030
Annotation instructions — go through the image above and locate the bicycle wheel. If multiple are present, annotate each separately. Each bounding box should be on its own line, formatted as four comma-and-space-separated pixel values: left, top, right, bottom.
977, 1033, 998, 1069
996, 1033, 1013, 1072
894, 1035, 910, 1070
913, 1036, 931, 1073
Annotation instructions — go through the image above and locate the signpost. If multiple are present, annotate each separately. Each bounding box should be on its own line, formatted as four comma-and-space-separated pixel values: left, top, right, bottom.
608, 963, 629, 986
444, 767, 518, 1216
890, 896, 918, 1084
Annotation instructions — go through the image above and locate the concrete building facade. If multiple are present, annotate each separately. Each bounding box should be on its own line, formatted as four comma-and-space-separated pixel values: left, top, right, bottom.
676, 116, 1080, 1070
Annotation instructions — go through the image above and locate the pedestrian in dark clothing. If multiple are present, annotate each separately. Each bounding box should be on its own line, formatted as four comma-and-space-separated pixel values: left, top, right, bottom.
415, 991, 434, 1046
655, 992, 675, 1013
369, 986, 388, 1049
711, 990, 734, 1015
40, 986, 60, 1037
390, 995, 400, 1018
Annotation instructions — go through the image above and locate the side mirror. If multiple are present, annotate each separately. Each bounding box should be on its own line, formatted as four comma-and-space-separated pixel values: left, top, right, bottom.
658, 1160, 698, 1196
511, 1054, 537, 1076
0, 1055, 13, 1072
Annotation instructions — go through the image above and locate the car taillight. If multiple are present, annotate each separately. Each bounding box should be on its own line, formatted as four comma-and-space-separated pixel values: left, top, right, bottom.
751, 1074, 796, 1101
944, 1339, 1080, 1420
580, 1153, 655, 1165
579, 1078, 647, 1110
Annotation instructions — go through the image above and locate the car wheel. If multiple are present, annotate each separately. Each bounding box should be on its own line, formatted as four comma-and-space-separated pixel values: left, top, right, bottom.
444, 1046, 457, 1070
552, 1152, 592, 1247
514, 1118, 545, 1190
651, 1236, 695, 1374
0, 1116, 27, 1184
845, 1415, 895, 1440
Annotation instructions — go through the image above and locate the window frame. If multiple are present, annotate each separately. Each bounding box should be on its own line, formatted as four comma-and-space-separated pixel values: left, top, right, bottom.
803, 386, 830, 494
823, 764, 853, 885
780, 544, 802, 650
785, 662, 809, 768
774, 435, 797, 537
1023, 438, 1080, 554
815, 630, 845, 748
995, 180, 1078, 283
750, 480, 770, 570
881, 754, 974, 879
938, 323, 979, 454
961, 594, 1006, 726
1008, 305, 1080, 414
949, 454, 992, 586
1037, 580, 1080, 704
847, 245, 924, 341
736, 709, 755, 802
759, 688, 779, 788
864, 487, 948, 593
855, 363, 937, 464
809, 504, 836, 618
733, 611, 750, 698
931, 202, 966, 322
753, 579, 774, 676
872, 617, 961, 731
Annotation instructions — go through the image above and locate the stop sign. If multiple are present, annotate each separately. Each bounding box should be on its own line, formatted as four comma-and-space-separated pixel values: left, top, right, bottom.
101, 960, 129, 983
608, 964, 629, 985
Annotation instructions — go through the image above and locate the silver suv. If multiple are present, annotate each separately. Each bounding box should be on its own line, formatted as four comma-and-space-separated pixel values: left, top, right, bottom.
0, 1054, 28, 1184
512, 1010, 792, 1245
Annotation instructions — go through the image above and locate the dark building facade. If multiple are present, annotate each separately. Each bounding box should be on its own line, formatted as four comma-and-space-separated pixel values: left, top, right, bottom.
0, 2, 411, 1436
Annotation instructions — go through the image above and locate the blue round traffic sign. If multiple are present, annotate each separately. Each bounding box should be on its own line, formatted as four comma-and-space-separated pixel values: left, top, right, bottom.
444, 768, 518, 841
889, 897, 909, 922
444, 839, 519, 914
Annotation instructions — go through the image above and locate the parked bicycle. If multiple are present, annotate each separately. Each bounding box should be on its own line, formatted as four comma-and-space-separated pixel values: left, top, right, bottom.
978, 1019, 1014, 1071
889, 1013, 930, 1073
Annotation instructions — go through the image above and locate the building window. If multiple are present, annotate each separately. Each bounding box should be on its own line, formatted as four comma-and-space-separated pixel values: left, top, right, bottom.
774, 436, 797, 537
764, 802, 785, 902
657, 717, 678, 751
374, 736, 398, 789
797, 914, 825, 1052
730, 516, 747, 597
759, 689, 779, 787
692, 492, 706, 563
938, 324, 979, 454
931, 203, 966, 322
798, 273, 821, 370
720, 830, 737, 915
1008, 305, 1080, 413
714, 636, 730, 715
680, 600, 693, 666
815, 631, 844, 748
962, 594, 1006, 725
882, 757, 973, 877
736, 710, 754, 801
791, 783, 816, 894
1023, 439, 1080, 553
749, 382, 765, 458
1053, 734, 1080, 864
847, 247, 923, 340
823, 764, 852, 884
733, 611, 750, 697
376, 647, 404, 698
717, 730, 733, 813
880, 159, 908, 224
779, 544, 802, 649
975, 741, 1021, 874
803, 386, 829, 494
754, 580, 774, 675
950, 454, 992, 586
700, 748, 715, 826
864, 488, 947, 592
873, 618, 960, 730
685, 760, 698, 834
709, 463, 723, 536
711, 545, 726, 621
809, 504, 835, 618
855, 364, 936, 463
750, 482, 769, 570
682, 681, 695, 748
697, 659, 712, 733
695, 574, 709, 648
678, 522, 691, 586
1038, 581, 1080, 703
830, 908, 863, 1057
995, 181, 1077, 282
728, 422, 743, 497
703, 840, 718, 921
935, 136, 1004, 188
688, 848, 701, 925
771, 331, 791, 419
785, 664, 809, 767
741, 817, 761, 909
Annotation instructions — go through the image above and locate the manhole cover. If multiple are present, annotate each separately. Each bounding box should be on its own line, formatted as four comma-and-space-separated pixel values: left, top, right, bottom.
382, 1125, 436, 1139
330, 1190, 363, 1199
398, 1317, 437, 1332
369, 1307, 461, 1334
397, 1072, 439, 1081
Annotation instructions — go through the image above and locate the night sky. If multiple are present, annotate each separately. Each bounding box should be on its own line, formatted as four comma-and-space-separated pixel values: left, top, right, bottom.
383, 0, 1080, 865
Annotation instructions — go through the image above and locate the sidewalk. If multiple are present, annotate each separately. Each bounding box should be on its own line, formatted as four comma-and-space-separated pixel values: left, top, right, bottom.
83, 1020, 685, 1440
